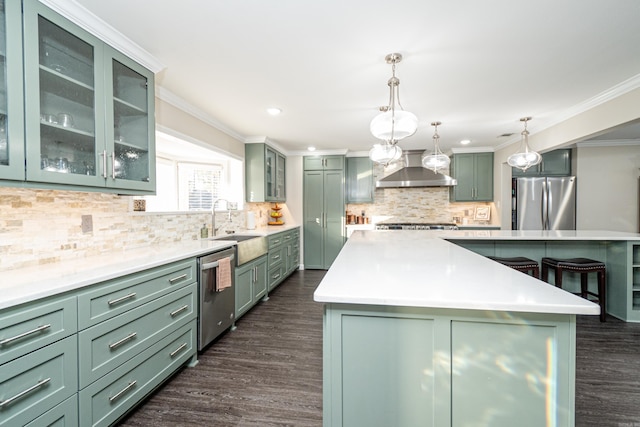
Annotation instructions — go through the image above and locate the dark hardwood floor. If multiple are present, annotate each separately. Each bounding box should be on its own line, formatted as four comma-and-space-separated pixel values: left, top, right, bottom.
118, 269, 325, 427
118, 269, 640, 426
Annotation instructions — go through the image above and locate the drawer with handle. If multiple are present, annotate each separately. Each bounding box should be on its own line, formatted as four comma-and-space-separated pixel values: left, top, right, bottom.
79, 321, 196, 427
0, 335, 77, 427
0, 295, 76, 366
24, 395, 78, 427
268, 265, 285, 291
268, 233, 284, 250
77, 259, 196, 329
78, 283, 196, 388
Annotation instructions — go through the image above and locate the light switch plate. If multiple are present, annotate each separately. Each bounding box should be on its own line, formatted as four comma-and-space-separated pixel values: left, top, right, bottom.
81, 215, 93, 233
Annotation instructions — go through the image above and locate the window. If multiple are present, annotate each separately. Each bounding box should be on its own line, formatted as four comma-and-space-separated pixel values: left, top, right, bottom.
178, 162, 222, 211
143, 131, 243, 213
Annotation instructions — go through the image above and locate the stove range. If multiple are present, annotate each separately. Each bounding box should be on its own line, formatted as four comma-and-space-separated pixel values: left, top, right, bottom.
375, 223, 459, 230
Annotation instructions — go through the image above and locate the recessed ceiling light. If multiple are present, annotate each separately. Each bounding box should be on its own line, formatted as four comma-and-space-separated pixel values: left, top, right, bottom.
266, 107, 282, 116
307, 146, 316, 152
460, 139, 471, 145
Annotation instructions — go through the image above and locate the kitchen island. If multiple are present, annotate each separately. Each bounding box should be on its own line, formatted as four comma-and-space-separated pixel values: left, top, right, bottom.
314, 231, 602, 427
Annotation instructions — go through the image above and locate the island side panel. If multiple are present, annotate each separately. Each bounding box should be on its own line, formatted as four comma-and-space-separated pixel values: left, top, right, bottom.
323, 304, 576, 427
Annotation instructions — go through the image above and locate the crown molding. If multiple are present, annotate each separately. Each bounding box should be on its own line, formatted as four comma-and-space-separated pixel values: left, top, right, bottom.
155, 86, 247, 142
495, 73, 640, 152
39, 0, 165, 73
576, 139, 640, 148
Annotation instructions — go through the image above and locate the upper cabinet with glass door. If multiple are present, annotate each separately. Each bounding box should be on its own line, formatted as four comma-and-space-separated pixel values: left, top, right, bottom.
21, 0, 155, 193
0, 0, 25, 181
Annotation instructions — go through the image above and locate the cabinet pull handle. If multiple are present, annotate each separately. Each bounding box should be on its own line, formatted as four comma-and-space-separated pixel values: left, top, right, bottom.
169, 274, 188, 284
170, 342, 188, 358
273, 254, 280, 260
108, 292, 137, 306
110, 152, 116, 179
272, 273, 280, 280
288, 246, 291, 256
0, 324, 51, 346
109, 380, 137, 403
109, 332, 137, 350
170, 304, 189, 318
0, 378, 51, 409
253, 266, 257, 283
101, 150, 108, 178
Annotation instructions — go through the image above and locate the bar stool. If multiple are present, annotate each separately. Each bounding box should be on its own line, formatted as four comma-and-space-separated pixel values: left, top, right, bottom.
487, 256, 540, 278
541, 257, 606, 322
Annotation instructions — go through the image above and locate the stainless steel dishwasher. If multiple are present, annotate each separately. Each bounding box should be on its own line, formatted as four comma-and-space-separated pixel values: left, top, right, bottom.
198, 247, 235, 351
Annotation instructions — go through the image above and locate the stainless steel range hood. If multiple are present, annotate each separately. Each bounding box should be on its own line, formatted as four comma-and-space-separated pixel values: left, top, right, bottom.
375, 150, 457, 188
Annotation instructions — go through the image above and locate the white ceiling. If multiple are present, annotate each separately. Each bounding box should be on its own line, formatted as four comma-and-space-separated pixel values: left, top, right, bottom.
72, 0, 640, 154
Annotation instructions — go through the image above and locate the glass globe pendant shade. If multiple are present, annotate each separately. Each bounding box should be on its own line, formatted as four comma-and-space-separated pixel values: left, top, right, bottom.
369, 143, 402, 165
507, 118, 541, 171
422, 151, 450, 172
370, 110, 418, 141
507, 150, 542, 171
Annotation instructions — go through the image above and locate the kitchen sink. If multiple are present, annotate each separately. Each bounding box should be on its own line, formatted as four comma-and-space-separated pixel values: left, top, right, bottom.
207, 234, 268, 265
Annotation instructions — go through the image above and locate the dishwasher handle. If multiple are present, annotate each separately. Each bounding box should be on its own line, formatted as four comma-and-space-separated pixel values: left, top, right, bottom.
201, 254, 235, 271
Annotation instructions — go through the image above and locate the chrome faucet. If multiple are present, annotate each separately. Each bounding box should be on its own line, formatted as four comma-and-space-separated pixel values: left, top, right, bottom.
212, 198, 229, 236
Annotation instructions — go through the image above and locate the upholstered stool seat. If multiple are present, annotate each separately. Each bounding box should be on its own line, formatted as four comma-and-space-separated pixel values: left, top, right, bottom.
487, 256, 540, 278
541, 257, 606, 322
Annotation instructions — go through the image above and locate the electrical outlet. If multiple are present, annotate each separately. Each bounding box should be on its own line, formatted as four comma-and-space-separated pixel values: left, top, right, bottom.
81, 215, 93, 233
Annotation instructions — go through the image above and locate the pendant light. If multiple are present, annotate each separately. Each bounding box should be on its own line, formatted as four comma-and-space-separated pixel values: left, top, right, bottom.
369, 53, 418, 165
421, 121, 450, 173
507, 117, 542, 171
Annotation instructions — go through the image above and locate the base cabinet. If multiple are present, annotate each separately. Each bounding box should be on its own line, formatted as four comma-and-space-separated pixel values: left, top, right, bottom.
323, 304, 576, 427
235, 255, 268, 319
0, 258, 198, 427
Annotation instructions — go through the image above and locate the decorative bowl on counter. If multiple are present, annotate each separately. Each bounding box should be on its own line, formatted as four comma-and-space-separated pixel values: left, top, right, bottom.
269, 203, 284, 225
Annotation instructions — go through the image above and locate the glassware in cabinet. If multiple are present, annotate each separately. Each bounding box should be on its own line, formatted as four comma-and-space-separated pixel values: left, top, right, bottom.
23, 1, 106, 186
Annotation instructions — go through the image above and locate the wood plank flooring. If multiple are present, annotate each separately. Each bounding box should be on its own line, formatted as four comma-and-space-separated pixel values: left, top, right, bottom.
118, 269, 640, 426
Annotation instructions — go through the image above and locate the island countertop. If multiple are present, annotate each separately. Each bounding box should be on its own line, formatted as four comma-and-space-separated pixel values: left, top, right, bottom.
313, 230, 603, 315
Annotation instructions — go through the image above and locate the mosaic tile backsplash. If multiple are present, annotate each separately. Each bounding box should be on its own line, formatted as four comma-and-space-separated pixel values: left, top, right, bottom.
0, 188, 275, 271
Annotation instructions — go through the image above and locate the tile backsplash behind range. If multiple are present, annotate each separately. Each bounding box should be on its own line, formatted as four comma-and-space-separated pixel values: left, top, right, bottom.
347, 186, 495, 225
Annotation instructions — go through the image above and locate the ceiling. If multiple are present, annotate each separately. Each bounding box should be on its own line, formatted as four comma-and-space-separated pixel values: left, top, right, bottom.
72, 0, 640, 155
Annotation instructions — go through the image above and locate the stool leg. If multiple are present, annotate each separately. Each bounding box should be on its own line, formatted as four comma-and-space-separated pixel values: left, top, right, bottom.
532, 266, 539, 279
542, 263, 548, 282
580, 273, 588, 299
555, 267, 563, 289
598, 269, 606, 322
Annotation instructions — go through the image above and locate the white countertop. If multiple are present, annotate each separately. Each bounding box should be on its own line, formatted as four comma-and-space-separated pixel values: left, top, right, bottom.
313, 231, 607, 315
438, 229, 640, 240
0, 225, 299, 310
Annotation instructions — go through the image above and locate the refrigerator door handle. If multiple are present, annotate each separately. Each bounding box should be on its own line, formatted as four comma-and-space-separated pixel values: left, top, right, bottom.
541, 179, 548, 230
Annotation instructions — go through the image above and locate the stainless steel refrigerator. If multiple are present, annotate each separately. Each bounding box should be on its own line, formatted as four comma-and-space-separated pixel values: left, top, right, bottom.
512, 176, 576, 230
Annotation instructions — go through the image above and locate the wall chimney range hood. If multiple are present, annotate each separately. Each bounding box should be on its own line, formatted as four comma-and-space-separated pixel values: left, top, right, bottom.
375, 150, 457, 188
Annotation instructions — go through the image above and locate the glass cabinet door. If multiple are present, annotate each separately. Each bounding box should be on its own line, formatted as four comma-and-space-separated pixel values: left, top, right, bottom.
23, 0, 106, 186
276, 152, 285, 200
104, 46, 155, 192
0, 0, 25, 181
265, 147, 276, 199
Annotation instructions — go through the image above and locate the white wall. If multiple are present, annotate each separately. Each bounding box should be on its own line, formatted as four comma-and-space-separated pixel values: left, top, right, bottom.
286, 155, 305, 267
576, 144, 640, 232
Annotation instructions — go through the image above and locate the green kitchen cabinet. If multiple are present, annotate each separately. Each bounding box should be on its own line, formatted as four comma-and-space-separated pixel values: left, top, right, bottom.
346, 157, 374, 203
0, 0, 26, 181
304, 158, 345, 269
235, 254, 268, 319
323, 304, 576, 427
450, 152, 493, 201
512, 149, 571, 177
245, 143, 286, 202
303, 155, 345, 171
20, 0, 155, 194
